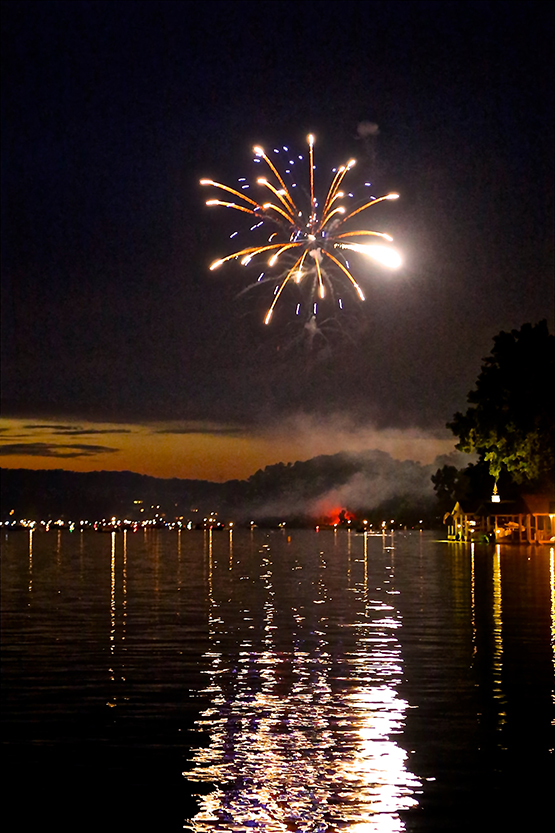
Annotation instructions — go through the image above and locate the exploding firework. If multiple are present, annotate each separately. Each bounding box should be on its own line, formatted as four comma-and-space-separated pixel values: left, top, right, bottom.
201, 134, 401, 325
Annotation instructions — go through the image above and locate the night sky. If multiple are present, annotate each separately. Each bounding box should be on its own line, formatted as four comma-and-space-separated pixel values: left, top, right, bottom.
1, 0, 553, 481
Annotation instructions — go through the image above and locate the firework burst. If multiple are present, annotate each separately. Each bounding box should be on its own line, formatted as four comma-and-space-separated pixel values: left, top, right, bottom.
201, 134, 401, 325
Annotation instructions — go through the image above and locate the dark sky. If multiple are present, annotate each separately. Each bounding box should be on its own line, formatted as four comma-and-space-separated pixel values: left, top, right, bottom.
1, 0, 553, 476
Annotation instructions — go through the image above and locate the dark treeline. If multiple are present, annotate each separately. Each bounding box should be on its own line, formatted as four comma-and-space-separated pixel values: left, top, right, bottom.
1, 449, 443, 527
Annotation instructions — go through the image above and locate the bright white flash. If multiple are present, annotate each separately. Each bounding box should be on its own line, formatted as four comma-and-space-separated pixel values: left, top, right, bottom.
339, 243, 402, 269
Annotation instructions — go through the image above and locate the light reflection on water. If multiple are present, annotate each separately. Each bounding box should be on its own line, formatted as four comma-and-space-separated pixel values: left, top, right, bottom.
551, 549, 555, 691
184, 530, 420, 831
2, 529, 554, 831
492, 547, 506, 731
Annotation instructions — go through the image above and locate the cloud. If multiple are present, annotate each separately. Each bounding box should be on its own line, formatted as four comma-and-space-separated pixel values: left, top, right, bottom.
154, 423, 248, 437
24, 424, 79, 431
254, 411, 457, 466
23, 424, 131, 436
0, 442, 119, 459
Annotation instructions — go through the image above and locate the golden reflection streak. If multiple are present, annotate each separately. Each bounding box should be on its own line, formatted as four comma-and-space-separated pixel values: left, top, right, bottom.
28, 528, 33, 595
110, 532, 116, 663
492, 546, 506, 729
106, 531, 118, 707
208, 527, 213, 596
308, 133, 315, 209
470, 543, 477, 660
153, 528, 161, 595
364, 530, 369, 616
122, 529, 127, 651
185, 532, 420, 831
176, 528, 182, 597
107, 531, 127, 704
550, 548, 555, 698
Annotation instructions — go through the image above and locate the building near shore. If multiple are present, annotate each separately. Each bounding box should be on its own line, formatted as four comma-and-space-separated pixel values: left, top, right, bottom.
444, 494, 555, 544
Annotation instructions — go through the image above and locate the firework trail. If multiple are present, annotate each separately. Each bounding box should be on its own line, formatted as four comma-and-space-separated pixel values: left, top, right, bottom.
201, 134, 401, 325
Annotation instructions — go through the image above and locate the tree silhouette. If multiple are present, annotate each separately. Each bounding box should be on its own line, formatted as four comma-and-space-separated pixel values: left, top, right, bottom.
447, 320, 554, 490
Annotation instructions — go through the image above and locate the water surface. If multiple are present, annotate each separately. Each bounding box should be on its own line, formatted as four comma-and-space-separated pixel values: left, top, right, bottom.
2, 528, 553, 831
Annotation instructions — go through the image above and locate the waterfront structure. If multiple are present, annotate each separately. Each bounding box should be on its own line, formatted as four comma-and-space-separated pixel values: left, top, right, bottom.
445, 494, 555, 544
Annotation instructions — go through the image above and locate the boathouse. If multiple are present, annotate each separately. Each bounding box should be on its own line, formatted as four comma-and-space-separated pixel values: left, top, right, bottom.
444, 493, 555, 544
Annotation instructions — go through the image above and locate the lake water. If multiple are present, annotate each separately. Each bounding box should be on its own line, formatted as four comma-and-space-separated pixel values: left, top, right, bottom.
1, 528, 553, 831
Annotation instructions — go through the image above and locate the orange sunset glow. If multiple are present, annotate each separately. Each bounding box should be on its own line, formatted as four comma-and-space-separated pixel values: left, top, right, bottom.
0, 416, 457, 482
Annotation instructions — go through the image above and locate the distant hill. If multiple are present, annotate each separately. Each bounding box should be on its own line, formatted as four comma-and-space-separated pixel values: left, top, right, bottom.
1, 468, 219, 524
1, 450, 450, 525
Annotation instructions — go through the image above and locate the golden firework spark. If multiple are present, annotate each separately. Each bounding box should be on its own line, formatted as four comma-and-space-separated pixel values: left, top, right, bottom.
201, 135, 401, 325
